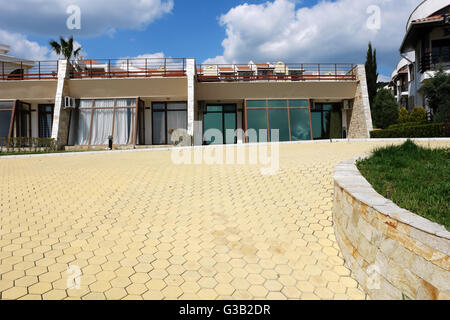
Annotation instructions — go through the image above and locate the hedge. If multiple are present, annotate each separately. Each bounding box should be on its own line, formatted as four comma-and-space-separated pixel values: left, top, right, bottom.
0, 137, 56, 151
370, 122, 450, 138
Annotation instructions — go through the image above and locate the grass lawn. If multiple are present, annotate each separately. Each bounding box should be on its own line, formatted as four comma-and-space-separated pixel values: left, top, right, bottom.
357, 140, 449, 230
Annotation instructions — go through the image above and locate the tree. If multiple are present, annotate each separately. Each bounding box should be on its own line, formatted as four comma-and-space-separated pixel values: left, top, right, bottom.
365, 42, 378, 109
49, 36, 82, 60
372, 89, 398, 129
419, 65, 450, 122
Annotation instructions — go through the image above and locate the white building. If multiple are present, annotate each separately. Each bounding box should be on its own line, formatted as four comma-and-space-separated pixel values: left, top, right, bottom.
391, 0, 450, 114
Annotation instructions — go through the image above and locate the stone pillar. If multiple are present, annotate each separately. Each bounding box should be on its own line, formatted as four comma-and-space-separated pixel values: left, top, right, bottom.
51, 59, 70, 149
347, 65, 373, 138
186, 59, 196, 139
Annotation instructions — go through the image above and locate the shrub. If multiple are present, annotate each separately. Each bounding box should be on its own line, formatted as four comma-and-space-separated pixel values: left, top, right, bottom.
434, 102, 450, 123
398, 106, 410, 123
409, 106, 427, 123
370, 122, 450, 138
387, 122, 425, 130
372, 89, 399, 129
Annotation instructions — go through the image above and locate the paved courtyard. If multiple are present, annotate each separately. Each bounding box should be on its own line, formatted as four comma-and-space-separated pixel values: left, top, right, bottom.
1, 140, 448, 300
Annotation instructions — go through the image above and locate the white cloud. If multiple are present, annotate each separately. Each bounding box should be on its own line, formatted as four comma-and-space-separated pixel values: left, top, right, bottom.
0, 0, 174, 37
0, 29, 86, 60
206, 0, 421, 70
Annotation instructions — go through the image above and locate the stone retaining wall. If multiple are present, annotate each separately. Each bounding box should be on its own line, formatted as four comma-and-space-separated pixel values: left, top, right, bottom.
333, 158, 450, 300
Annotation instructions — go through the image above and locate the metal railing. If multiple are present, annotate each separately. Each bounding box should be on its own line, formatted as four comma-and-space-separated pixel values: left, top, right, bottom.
420, 53, 450, 73
1, 60, 59, 80
197, 63, 356, 82
0, 58, 186, 80
69, 58, 186, 79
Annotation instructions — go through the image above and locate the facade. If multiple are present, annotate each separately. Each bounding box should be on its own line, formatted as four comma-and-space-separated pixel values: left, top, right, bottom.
391, 0, 450, 113
0, 52, 373, 149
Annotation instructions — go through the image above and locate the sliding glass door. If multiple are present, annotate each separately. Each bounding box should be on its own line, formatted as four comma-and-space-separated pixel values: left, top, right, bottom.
311, 103, 342, 139
38, 104, 54, 138
152, 102, 187, 145
203, 104, 237, 145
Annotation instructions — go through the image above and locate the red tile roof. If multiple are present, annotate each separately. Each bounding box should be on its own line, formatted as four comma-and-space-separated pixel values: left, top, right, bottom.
84, 59, 100, 65
237, 66, 252, 71
398, 66, 408, 74
255, 63, 270, 68
412, 6, 449, 23
218, 67, 234, 72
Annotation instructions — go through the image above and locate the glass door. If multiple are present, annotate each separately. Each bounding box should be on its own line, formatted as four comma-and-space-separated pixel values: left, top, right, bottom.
203, 104, 237, 145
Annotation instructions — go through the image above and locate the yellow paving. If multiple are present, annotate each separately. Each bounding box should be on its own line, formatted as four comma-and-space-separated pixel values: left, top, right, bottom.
1, 140, 448, 300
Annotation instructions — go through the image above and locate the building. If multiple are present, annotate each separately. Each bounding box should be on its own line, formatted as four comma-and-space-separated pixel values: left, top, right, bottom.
391, 0, 450, 113
0, 50, 373, 149
388, 52, 415, 109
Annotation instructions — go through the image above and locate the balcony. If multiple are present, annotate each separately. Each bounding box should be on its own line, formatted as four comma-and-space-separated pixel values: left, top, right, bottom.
197, 63, 356, 82
0, 58, 186, 80
420, 53, 450, 73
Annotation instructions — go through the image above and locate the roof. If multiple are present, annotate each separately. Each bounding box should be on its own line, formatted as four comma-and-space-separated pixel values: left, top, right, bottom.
218, 67, 234, 72
401, 4, 450, 53
236, 66, 251, 71
0, 54, 34, 67
254, 63, 272, 68
84, 59, 100, 65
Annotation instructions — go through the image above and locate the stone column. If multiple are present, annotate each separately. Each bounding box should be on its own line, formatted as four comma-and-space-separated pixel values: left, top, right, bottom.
51, 59, 70, 149
186, 59, 196, 139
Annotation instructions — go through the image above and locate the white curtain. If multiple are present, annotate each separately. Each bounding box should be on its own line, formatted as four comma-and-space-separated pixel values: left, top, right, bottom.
167, 111, 187, 144
114, 99, 136, 145
75, 100, 92, 145
90, 99, 114, 145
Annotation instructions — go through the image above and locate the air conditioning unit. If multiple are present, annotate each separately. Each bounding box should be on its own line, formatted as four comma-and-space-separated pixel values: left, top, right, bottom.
343, 100, 352, 110
64, 96, 75, 109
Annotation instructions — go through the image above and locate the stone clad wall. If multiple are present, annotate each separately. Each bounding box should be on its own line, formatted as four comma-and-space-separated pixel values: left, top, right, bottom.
333, 158, 450, 300
348, 65, 373, 139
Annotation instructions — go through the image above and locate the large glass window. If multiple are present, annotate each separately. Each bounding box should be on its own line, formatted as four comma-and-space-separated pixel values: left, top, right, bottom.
152, 102, 187, 145
38, 104, 54, 138
68, 98, 142, 146
245, 99, 312, 142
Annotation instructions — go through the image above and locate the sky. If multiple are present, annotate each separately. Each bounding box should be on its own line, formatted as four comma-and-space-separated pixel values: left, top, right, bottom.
0, 0, 423, 81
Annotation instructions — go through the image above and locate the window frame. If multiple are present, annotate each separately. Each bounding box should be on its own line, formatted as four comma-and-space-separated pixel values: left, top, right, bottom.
38, 104, 54, 138
152, 101, 188, 145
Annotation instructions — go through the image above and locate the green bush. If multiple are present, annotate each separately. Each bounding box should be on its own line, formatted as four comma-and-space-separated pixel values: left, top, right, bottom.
409, 106, 427, 123
387, 122, 425, 130
372, 89, 399, 129
398, 106, 410, 123
0, 137, 56, 152
370, 122, 450, 138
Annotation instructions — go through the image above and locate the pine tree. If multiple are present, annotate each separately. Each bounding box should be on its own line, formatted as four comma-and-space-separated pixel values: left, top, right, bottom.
365, 42, 378, 109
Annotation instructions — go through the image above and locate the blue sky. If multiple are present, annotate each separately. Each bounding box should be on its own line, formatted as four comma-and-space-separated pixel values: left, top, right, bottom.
0, 0, 422, 80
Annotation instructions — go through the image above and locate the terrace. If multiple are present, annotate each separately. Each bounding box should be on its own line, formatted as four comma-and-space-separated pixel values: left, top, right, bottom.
197, 63, 357, 82
0, 58, 187, 80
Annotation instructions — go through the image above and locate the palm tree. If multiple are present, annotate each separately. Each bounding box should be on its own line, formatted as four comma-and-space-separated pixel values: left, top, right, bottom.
49, 36, 82, 60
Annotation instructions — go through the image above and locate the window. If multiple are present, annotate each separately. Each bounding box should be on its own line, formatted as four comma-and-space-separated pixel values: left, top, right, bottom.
245, 99, 312, 142
310, 103, 342, 140
0, 101, 14, 144
431, 39, 450, 64
38, 104, 54, 138
68, 98, 144, 146
203, 104, 237, 145
152, 102, 187, 145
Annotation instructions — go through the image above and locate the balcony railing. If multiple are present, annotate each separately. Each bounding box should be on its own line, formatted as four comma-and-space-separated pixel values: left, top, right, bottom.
1, 60, 59, 80
197, 63, 356, 82
0, 58, 186, 80
420, 53, 450, 73
69, 58, 186, 79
